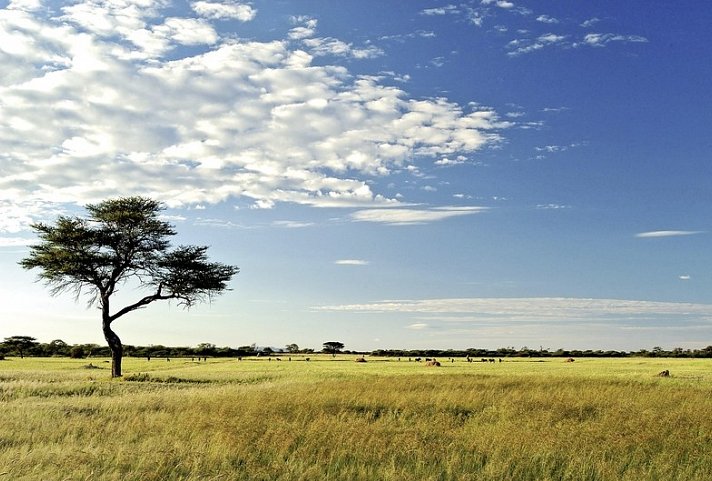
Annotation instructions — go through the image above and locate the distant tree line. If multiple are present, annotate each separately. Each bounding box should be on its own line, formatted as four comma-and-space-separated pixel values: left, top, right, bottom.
2, 338, 712, 359
371, 345, 712, 359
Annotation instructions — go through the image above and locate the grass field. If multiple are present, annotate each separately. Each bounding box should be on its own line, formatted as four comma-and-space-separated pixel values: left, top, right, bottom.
1, 355, 711, 481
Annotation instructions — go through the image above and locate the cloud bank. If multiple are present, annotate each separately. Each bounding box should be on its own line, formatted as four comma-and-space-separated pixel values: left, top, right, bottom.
315, 297, 712, 322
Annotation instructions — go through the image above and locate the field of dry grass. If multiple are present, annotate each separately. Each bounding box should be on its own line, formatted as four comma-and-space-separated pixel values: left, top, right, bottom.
1, 355, 710, 480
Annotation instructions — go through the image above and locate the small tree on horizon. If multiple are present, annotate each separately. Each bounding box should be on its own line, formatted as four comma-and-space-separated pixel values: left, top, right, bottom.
2, 336, 39, 359
20, 197, 238, 377
322, 341, 345, 357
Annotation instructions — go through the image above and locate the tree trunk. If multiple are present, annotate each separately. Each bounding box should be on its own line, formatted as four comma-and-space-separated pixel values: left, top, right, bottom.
102, 309, 123, 377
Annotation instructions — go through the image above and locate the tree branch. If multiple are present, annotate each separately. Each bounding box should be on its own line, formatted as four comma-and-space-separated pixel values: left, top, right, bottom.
108, 286, 176, 323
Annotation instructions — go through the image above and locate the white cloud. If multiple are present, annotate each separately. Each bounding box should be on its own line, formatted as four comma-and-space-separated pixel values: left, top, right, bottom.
536, 203, 570, 210
272, 220, 315, 229
581, 33, 648, 47
536, 15, 558, 24
350, 206, 487, 225
507, 33, 566, 56
0, 3, 508, 232
679, 275, 691, 281
316, 297, 712, 322
302, 37, 384, 59
407, 322, 429, 330
635, 231, 703, 238
191, 1, 256, 21
334, 259, 369, 266
421, 5, 459, 16
481, 0, 514, 9
0, 236, 35, 247
288, 16, 318, 40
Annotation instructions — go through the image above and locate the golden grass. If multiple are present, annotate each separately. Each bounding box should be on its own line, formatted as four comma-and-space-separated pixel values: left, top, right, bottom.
1, 356, 710, 480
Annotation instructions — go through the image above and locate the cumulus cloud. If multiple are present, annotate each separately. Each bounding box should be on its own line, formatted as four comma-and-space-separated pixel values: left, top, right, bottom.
191, 1, 256, 21
0, 2, 508, 232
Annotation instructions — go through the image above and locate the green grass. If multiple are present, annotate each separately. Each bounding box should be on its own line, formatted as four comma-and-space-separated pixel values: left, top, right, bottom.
1, 356, 711, 480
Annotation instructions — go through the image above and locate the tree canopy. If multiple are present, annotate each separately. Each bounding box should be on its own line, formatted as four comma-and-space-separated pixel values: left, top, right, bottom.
322, 341, 345, 356
2, 336, 39, 359
20, 196, 238, 377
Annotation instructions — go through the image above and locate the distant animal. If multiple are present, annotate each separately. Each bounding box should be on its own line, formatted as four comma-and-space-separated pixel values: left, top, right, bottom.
565, 358, 575, 363
414, 357, 422, 362
488, 358, 495, 363
425, 360, 441, 367
305, 357, 310, 362
658, 370, 670, 377
355, 357, 367, 363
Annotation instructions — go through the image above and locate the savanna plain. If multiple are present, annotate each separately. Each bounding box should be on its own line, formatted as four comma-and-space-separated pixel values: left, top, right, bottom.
1, 356, 711, 481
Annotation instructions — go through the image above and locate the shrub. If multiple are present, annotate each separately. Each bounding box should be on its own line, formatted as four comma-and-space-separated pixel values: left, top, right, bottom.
69, 346, 85, 359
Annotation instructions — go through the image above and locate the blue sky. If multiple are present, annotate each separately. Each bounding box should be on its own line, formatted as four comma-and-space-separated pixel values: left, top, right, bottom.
1, 0, 711, 352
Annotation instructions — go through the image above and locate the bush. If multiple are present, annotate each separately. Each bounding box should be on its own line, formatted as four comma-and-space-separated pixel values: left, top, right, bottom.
69, 346, 85, 359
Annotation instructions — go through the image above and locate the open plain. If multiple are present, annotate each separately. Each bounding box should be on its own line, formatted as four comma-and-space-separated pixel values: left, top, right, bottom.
1, 356, 711, 481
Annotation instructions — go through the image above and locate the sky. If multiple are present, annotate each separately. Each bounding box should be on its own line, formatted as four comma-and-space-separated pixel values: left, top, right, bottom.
1, 0, 712, 352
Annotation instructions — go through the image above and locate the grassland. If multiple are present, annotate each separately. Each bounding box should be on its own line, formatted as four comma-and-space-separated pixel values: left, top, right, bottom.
1, 355, 711, 481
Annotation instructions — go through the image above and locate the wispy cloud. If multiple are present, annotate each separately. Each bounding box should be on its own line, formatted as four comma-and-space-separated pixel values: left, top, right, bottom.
0, 237, 36, 247
272, 220, 315, 229
507, 33, 567, 56
350, 206, 487, 225
536, 15, 559, 24
580, 33, 648, 47
420, 5, 459, 16
316, 297, 712, 322
635, 231, 703, 238
334, 259, 369, 266
406, 322, 429, 330
580, 17, 601, 28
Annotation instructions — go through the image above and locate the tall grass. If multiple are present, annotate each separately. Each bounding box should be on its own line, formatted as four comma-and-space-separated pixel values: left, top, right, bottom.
1, 356, 710, 480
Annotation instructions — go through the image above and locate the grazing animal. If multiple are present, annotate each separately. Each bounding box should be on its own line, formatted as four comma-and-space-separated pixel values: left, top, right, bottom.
305, 357, 310, 362
658, 370, 670, 377
488, 358, 495, 363
414, 357, 422, 362
355, 357, 367, 363
425, 360, 441, 367
565, 358, 575, 363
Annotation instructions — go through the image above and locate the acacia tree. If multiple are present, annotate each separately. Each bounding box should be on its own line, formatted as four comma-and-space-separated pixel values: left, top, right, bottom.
3, 336, 39, 358
322, 341, 344, 357
20, 197, 238, 377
